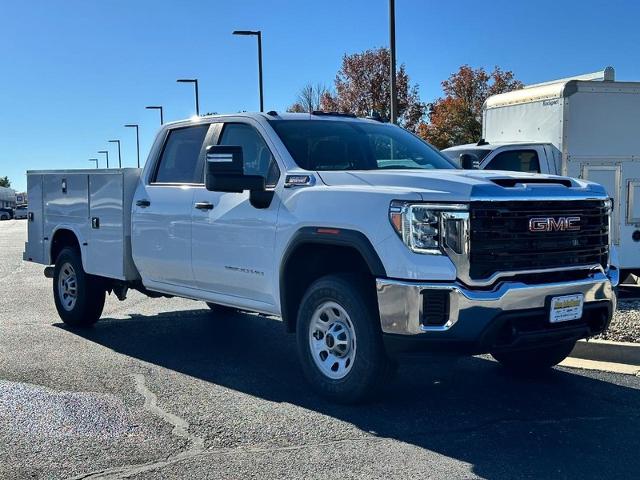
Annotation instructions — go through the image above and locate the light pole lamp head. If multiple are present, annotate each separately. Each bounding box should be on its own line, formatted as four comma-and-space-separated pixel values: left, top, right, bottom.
177, 79, 197, 83
233, 30, 260, 36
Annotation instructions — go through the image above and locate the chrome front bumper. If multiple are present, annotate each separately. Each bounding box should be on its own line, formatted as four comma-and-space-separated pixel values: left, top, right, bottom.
376, 266, 618, 336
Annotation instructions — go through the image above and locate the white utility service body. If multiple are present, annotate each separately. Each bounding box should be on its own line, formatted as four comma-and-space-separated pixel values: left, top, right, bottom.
24, 112, 619, 402
24, 168, 140, 280
442, 71, 640, 277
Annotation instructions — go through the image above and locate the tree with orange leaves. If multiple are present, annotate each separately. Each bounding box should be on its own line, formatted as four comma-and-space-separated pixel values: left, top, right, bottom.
419, 66, 523, 149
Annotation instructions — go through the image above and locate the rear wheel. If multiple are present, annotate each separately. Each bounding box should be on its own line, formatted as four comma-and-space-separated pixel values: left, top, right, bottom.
53, 247, 105, 327
491, 340, 576, 374
296, 274, 391, 404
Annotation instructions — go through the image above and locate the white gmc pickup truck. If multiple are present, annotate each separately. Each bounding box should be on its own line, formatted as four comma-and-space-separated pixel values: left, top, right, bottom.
24, 112, 619, 403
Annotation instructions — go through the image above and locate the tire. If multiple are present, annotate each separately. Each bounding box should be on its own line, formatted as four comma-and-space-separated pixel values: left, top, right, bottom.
491, 340, 576, 374
53, 247, 105, 328
296, 274, 391, 404
0, 213, 8, 220
205, 302, 237, 315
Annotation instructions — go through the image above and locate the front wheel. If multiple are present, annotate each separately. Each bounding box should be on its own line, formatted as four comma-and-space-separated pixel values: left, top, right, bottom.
296, 274, 391, 404
53, 247, 105, 328
491, 340, 576, 374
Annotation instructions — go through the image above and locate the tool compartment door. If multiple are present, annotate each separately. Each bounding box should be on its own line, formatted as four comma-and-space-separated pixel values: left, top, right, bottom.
86, 172, 126, 279
24, 174, 44, 263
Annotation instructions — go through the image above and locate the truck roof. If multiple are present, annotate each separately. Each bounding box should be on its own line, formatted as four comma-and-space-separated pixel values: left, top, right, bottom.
163, 111, 383, 128
443, 141, 547, 152
484, 80, 640, 110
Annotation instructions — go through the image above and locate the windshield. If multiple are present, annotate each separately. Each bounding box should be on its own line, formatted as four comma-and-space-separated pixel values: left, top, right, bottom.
269, 120, 456, 171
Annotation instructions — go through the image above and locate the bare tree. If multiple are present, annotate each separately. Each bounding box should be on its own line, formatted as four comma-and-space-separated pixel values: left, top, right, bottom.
287, 83, 330, 112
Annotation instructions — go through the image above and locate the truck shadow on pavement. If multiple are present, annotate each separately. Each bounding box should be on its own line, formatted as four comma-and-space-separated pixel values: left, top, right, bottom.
59, 308, 640, 479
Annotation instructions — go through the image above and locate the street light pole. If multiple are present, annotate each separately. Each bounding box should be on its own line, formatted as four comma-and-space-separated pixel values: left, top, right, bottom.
145, 105, 164, 125
389, 0, 397, 124
124, 124, 140, 168
98, 150, 109, 169
109, 140, 122, 168
88, 158, 99, 169
177, 79, 199, 116
256, 32, 264, 112
233, 30, 264, 112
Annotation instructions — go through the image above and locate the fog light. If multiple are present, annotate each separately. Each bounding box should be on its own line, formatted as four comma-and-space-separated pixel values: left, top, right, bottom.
421, 290, 450, 327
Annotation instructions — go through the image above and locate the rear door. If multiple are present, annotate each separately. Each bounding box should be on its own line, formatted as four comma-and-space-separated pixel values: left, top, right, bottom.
132, 124, 212, 288
580, 164, 621, 245
191, 120, 281, 305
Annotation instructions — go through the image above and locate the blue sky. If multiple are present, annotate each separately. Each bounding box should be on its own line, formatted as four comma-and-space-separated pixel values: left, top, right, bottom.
1, 0, 639, 191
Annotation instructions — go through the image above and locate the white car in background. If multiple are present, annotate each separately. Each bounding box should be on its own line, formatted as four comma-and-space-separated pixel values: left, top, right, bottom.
14, 206, 28, 220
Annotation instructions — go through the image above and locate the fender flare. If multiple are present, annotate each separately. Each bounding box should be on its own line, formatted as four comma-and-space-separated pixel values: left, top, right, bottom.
279, 227, 386, 330
48, 225, 87, 268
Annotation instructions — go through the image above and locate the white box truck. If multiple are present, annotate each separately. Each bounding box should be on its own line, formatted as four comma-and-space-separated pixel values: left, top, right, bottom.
442, 68, 640, 281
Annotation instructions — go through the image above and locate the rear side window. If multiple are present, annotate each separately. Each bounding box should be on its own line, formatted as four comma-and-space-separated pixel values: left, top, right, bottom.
486, 149, 540, 173
153, 125, 209, 184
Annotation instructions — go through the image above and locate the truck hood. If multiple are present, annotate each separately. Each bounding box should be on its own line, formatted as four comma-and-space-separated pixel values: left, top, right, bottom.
316, 169, 608, 201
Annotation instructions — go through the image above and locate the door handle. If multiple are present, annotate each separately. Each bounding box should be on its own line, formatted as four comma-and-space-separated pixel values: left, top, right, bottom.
136, 199, 151, 207
194, 201, 214, 210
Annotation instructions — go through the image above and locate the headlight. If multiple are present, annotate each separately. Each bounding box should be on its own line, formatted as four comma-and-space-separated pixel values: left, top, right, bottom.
389, 202, 468, 255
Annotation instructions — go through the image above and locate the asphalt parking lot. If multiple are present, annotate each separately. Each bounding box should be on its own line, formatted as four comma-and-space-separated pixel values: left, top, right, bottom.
1, 219, 640, 479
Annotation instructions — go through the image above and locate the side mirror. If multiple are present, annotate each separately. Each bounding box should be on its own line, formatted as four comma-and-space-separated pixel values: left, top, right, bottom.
205, 145, 265, 193
459, 153, 479, 170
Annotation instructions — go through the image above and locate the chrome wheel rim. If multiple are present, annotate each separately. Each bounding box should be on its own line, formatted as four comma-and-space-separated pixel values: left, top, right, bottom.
308, 301, 356, 380
58, 262, 78, 311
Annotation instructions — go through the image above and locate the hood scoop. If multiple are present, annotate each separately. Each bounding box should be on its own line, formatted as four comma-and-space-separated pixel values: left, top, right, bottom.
490, 177, 574, 188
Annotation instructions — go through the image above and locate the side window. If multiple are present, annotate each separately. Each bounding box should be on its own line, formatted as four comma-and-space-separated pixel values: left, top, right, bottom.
219, 123, 281, 188
153, 125, 210, 184
485, 149, 540, 173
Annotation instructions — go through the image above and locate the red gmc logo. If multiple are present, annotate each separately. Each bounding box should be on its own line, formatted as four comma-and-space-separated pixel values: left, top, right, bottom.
529, 216, 581, 232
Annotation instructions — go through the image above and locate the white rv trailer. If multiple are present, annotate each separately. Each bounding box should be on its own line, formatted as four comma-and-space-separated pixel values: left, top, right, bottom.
443, 68, 640, 279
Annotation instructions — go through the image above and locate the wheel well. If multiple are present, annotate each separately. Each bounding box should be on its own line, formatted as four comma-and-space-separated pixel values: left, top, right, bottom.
280, 243, 377, 333
50, 229, 80, 264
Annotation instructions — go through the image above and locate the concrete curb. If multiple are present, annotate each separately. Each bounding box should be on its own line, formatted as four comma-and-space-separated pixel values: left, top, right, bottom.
570, 339, 640, 366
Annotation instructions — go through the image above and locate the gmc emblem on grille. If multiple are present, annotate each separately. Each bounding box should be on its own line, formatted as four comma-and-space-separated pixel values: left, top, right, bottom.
529, 216, 581, 232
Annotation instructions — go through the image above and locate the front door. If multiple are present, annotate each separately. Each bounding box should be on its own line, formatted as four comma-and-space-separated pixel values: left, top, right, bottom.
132, 124, 211, 288
191, 121, 281, 305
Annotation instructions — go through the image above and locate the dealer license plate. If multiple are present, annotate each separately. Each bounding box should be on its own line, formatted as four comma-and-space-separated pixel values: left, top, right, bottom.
549, 294, 584, 323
